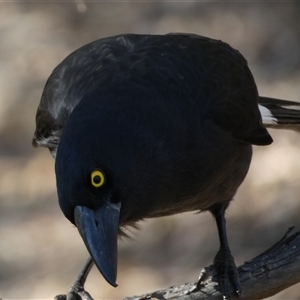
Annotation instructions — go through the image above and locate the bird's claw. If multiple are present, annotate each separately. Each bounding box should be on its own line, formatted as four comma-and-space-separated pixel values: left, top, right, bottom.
196, 249, 241, 299
55, 257, 95, 300
54, 282, 94, 300
213, 247, 242, 299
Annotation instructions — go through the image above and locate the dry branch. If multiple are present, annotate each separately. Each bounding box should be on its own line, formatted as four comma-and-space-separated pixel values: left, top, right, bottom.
124, 227, 300, 300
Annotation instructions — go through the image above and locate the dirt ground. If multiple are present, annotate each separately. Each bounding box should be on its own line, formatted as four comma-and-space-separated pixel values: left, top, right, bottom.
1, 2, 300, 299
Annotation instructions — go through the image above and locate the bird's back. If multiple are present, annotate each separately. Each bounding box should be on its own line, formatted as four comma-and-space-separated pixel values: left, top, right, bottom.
33, 33, 271, 159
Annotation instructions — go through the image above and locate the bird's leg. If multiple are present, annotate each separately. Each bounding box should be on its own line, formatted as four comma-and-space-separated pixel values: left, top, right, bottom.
55, 257, 94, 300
201, 203, 241, 300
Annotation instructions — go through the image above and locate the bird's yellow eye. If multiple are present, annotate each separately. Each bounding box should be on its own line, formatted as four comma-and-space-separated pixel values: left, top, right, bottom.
91, 170, 105, 188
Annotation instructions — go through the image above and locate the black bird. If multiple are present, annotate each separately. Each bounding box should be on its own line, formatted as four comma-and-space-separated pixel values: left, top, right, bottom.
33, 33, 300, 299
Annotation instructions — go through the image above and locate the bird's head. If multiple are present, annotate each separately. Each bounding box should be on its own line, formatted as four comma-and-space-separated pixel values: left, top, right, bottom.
54, 98, 130, 288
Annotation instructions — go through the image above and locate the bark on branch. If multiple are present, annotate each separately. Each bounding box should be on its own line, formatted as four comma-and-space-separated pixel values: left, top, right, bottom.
124, 227, 300, 300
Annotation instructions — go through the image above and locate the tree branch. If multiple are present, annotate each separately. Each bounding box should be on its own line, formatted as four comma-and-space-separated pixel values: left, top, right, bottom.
124, 227, 300, 300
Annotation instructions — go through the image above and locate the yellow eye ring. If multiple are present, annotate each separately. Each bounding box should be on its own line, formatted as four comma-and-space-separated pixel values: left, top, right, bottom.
91, 170, 105, 188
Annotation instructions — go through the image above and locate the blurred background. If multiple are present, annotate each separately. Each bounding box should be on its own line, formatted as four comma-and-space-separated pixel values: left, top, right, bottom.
1, 1, 300, 299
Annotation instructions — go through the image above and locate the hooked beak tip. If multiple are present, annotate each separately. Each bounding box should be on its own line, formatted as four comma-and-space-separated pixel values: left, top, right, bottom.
74, 203, 120, 287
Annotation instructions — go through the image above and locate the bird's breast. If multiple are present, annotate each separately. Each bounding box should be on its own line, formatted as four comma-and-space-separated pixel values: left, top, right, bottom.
117, 124, 253, 224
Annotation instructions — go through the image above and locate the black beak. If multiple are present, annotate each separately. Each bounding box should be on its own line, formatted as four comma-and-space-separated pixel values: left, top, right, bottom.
74, 200, 120, 287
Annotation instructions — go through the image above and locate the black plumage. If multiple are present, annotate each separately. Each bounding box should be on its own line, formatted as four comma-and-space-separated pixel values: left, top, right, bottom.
33, 33, 300, 299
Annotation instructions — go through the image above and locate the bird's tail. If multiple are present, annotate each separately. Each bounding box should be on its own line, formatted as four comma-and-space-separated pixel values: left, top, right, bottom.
258, 96, 300, 132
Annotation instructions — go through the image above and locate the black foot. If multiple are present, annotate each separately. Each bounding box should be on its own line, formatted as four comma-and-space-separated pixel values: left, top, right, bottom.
208, 202, 242, 299
55, 257, 94, 300
213, 247, 241, 299
54, 282, 94, 300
